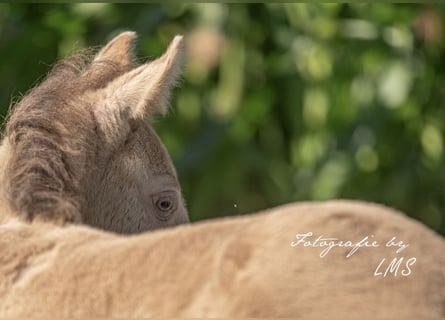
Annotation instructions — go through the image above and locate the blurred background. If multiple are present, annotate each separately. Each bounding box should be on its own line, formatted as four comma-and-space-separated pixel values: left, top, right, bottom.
0, 3, 444, 235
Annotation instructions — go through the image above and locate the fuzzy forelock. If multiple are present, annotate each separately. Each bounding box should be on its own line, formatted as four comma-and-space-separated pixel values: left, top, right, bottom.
4, 47, 130, 224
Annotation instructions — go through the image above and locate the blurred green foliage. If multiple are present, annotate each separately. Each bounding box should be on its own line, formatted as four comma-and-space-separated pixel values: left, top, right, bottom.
0, 4, 444, 235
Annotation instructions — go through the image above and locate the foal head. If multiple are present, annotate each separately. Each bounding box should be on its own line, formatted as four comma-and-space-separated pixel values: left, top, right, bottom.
3, 32, 189, 233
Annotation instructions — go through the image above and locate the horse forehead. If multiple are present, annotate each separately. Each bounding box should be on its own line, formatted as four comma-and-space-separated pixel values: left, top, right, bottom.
135, 123, 176, 176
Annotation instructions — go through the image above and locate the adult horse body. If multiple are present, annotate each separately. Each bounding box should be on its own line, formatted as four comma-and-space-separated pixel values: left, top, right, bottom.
0, 200, 444, 317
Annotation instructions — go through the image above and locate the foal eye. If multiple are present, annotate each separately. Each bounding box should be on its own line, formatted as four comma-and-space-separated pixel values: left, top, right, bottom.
156, 197, 174, 212
152, 191, 178, 221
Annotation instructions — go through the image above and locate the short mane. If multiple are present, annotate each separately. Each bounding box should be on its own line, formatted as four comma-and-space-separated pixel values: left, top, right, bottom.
4, 49, 128, 223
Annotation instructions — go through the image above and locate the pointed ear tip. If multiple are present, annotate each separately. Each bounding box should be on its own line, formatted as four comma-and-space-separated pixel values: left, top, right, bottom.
172, 35, 185, 47
169, 36, 186, 63
115, 31, 138, 41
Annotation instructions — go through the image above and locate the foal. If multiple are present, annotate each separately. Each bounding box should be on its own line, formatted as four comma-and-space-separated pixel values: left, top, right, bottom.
0, 32, 189, 233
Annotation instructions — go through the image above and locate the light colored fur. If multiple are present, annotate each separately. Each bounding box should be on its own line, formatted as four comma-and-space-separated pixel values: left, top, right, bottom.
0, 200, 444, 317
0, 32, 444, 317
0, 32, 189, 233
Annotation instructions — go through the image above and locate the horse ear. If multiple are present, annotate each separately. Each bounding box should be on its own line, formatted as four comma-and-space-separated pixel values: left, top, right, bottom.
83, 32, 137, 88
98, 35, 185, 120
93, 31, 137, 68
